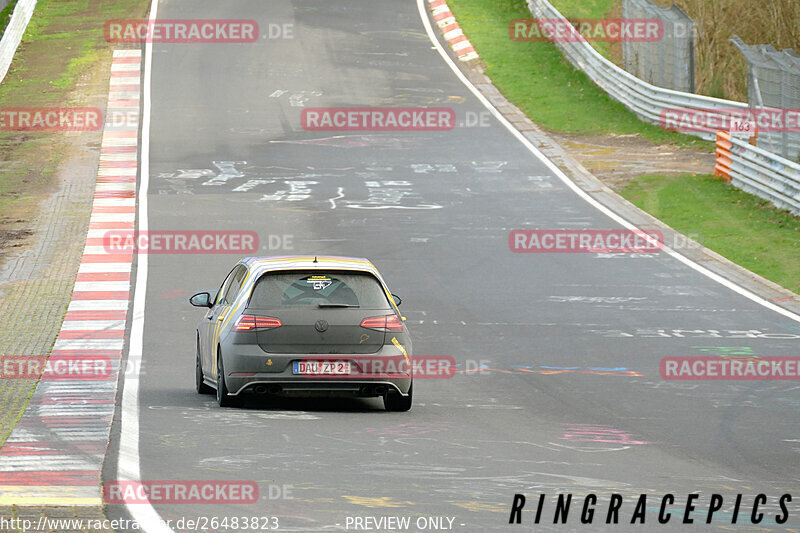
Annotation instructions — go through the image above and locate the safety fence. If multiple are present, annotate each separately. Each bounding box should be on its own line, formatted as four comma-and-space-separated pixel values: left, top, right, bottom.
526, 0, 747, 142
527, 0, 800, 216
621, 0, 694, 93
731, 35, 800, 162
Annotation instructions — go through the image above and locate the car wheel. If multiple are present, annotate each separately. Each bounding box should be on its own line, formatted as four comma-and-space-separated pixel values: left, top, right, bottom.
216, 349, 242, 408
384, 383, 412, 412
196, 339, 214, 395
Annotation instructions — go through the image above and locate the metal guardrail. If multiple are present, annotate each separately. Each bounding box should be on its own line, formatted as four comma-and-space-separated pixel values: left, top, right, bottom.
527, 0, 748, 141
528, 0, 800, 216
0, 0, 36, 84
715, 132, 800, 215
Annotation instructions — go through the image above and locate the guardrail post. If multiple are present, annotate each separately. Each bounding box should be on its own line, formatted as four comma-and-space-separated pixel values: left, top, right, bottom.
714, 131, 732, 182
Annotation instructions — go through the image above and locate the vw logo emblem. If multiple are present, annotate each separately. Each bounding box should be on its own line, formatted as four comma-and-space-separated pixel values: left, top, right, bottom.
315, 320, 329, 332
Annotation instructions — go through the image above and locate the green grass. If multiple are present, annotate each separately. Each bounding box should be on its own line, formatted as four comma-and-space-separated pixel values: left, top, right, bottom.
0, 0, 147, 221
549, 0, 617, 59
621, 174, 800, 294
0, 0, 143, 100
447, 0, 705, 148
0, 0, 19, 37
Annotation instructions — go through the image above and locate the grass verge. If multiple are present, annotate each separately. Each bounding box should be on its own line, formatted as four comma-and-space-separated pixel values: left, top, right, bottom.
446, 0, 705, 148
621, 174, 800, 294
0, 0, 146, 227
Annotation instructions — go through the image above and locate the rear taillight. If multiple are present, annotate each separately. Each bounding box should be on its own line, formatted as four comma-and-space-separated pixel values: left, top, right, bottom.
235, 315, 282, 331
360, 314, 404, 332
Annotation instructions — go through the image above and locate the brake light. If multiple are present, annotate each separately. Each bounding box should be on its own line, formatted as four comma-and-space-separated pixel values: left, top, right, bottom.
235, 315, 282, 331
360, 314, 404, 332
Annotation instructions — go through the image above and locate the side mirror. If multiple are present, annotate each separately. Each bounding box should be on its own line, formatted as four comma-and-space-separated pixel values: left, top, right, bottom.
189, 292, 213, 308
392, 294, 402, 306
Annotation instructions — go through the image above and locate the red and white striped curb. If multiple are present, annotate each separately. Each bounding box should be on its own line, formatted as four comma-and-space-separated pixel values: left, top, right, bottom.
0, 49, 141, 506
429, 0, 480, 62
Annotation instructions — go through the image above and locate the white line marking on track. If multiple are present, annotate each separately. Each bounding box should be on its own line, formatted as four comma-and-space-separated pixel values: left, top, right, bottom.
416, 0, 800, 324
328, 186, 345, 209
117, 1, 174, 531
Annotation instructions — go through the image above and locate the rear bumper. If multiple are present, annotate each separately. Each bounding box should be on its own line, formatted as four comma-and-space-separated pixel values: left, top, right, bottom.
230, 378, 410, 397
222, 344, 412, 396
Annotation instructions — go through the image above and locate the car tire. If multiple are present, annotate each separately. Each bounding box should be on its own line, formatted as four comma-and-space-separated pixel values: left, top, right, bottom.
384, 383, 412, 412
216, 349, 242, 408
196, 340, 214, 395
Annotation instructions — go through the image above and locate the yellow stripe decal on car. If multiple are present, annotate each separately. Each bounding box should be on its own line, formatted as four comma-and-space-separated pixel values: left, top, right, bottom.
392, 337, 410, 363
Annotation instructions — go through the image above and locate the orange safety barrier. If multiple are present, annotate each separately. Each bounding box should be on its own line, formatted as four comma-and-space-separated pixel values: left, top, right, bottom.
714, 131, 732, 182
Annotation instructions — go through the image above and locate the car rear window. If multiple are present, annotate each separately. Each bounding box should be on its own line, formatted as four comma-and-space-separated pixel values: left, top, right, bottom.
248, 271, 392, 309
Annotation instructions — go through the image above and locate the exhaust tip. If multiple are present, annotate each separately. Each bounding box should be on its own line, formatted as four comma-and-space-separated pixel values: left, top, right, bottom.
267, 385, 282, 394
253, 385, 268, 395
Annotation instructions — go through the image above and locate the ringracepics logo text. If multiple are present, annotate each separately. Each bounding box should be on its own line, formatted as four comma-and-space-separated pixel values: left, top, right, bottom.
301, 108, 456, 131
508, 493, 793, 526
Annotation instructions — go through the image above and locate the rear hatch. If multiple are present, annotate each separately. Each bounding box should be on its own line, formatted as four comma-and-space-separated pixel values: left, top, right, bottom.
245, 270, 395, 355
251, 308, 385, 354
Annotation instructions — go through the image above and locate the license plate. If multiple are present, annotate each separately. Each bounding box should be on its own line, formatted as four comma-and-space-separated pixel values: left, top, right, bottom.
293, 361, 351, 375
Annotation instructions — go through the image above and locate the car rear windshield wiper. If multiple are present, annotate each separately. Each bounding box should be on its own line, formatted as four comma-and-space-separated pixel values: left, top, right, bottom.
318, 303, 360, 308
